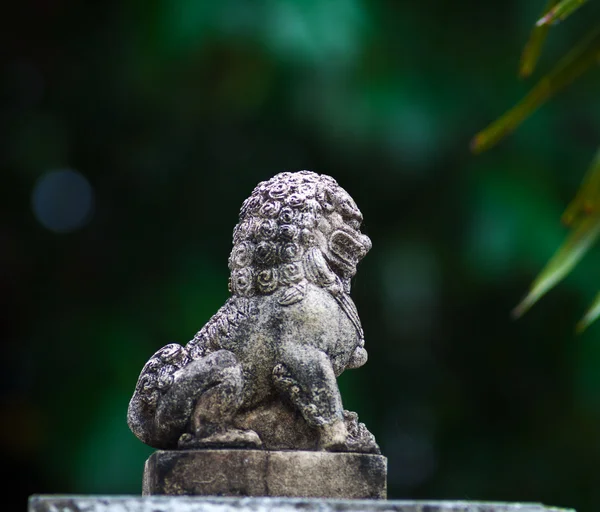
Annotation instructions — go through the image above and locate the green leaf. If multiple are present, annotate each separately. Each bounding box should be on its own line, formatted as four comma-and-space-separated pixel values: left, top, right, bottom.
512, 213, 600, 318
471, 24, 600, 154
537, 0, 589, 26
519, 0, 558, 78
577, 291, 600, 332
562, 147, 600, 226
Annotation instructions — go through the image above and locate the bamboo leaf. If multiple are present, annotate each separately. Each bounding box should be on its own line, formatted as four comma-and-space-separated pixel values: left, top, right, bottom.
520, 0, 558, 78
562, 147, 600, 226
471, 24, 600, 154
537, 0, 589, 27
512, 213, 600, 318
576, 291, 600, 332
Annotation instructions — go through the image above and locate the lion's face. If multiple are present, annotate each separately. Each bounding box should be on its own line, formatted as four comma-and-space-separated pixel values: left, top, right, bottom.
313, 187, 371, 289
228, 171, 370, 297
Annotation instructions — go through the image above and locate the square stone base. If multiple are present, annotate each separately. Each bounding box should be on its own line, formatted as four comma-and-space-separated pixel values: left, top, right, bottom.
143, 449, 387, 499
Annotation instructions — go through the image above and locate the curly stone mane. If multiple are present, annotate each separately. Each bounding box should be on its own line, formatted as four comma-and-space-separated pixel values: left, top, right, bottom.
228, 170, 360, 297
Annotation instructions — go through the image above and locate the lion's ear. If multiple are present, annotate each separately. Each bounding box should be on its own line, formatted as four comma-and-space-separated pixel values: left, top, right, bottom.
278, 281, 307, 306
317, 184, 335, 212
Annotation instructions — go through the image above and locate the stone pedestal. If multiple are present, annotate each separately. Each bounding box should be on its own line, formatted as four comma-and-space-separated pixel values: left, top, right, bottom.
143, 449, 387, 499
28, 496, 576, 512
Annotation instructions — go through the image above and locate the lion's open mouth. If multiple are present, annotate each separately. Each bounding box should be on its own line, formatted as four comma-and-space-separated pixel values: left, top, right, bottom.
328, 230, 370, 275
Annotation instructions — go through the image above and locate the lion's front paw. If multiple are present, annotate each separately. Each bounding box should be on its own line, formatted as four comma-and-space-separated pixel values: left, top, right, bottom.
318, 420, 348, 451
317, 413, 382, 453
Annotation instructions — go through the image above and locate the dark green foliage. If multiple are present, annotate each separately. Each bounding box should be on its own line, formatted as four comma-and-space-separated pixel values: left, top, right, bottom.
474, 0, 600, 329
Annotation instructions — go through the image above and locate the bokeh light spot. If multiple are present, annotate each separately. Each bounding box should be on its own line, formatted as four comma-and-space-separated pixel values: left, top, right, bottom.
31, 169, 94, 233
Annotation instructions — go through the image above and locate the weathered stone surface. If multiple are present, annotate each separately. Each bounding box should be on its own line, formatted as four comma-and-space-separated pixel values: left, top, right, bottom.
142, 449, 387, 499
28, 496, 577, 512
127, 171, 379, 456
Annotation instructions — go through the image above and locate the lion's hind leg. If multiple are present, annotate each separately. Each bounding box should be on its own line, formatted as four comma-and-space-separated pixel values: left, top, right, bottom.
157, 349, 261, 449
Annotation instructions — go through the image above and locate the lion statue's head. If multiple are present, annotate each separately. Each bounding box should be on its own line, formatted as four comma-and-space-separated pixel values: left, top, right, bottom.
228, 171, 371, 297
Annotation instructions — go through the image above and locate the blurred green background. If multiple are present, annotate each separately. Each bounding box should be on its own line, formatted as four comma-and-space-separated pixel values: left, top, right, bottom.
3, 0, 600, 510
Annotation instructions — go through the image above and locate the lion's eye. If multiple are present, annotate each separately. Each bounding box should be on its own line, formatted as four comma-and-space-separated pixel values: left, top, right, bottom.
347, 218, 361, 230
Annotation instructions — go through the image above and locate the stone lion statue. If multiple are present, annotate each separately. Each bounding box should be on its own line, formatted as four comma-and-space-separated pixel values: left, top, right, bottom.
127, 170, 379, 453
